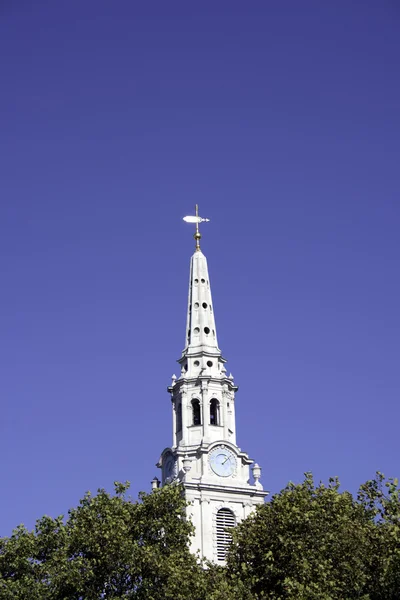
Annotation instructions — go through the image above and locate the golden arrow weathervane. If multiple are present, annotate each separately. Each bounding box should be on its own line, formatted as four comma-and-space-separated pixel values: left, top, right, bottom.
183, 204, 210, 251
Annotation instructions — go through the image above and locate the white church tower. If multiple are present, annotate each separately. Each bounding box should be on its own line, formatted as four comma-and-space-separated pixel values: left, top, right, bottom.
157, 206, 267, 563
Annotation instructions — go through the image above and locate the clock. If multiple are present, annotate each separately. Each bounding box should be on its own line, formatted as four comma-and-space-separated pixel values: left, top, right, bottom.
209, 446, 236, 477
164, 454, 177, 482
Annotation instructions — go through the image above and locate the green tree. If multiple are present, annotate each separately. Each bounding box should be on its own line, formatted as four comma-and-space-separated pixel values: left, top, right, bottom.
225, 473, 400, 600
0, 482, 221, 600
356, 473, 400, 600
2, 475, 400, 600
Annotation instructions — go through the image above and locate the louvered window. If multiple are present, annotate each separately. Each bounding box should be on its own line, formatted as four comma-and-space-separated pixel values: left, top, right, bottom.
216, 508, 235, 561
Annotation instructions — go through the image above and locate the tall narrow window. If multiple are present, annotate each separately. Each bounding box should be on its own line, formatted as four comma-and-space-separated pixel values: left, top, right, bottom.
192, 399, 201, 426
216, 508, 235, 561
176, 403, 182, 432
210, 398, 220, 425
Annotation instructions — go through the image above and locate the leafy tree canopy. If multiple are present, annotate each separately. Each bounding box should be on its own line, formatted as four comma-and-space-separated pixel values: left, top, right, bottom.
1, 474, 399, 600
226, 472, 400, 600
0, 482, 228, 600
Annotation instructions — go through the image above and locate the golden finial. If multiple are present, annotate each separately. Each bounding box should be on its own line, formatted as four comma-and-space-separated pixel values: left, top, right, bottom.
194, 204, 201, 250
183, 205, 210, 251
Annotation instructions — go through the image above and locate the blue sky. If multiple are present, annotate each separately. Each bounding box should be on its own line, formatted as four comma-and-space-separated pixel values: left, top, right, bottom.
1, 1, 399, 535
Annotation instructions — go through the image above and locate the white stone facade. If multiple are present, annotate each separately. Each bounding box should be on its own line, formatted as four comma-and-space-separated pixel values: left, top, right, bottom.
157, 244, 267, 563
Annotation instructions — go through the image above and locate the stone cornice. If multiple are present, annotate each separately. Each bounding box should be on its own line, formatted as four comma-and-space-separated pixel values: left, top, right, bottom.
183, 480, 269, 499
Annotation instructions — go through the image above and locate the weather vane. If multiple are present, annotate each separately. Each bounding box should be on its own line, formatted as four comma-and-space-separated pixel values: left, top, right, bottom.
183, 204, 210, 251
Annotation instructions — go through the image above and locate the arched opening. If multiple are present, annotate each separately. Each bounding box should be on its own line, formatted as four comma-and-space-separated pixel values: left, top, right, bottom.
216, 508, 236, 561
192, 399, 201, 426
210, 398, 220, 425
176, 403, 182, 432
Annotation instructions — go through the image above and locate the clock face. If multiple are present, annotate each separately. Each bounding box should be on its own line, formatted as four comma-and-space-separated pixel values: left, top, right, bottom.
164, 454, 177, 482
209, 446, 236, 477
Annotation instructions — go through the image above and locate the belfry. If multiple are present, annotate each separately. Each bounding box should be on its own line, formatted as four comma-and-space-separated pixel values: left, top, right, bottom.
157, 207, 267, 563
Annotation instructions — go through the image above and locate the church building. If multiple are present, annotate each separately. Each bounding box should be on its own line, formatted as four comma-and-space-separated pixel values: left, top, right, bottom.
157, 207, 267, 563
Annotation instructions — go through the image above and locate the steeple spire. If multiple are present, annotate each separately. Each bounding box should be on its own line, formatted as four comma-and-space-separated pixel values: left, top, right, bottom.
181, 207, 222, 377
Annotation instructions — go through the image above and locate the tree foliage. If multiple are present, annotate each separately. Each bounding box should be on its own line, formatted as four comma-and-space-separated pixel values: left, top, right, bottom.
0, 483, 217, 600
226, 472, 400, 600
1, 474, 399, 599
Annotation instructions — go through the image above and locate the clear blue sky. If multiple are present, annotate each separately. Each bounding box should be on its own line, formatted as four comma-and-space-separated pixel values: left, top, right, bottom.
1, 1, 399, 535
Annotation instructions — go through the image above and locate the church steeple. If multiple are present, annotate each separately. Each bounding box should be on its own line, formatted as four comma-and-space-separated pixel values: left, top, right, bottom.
157, 210, 267, 564
180, 206, 223, 380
